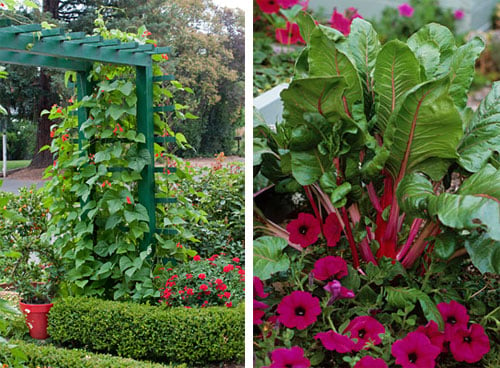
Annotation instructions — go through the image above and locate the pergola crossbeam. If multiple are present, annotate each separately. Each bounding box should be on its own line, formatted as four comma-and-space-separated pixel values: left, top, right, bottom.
0, 50, 89, 71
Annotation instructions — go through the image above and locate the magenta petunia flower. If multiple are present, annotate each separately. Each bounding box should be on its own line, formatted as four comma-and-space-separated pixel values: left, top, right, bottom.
345, 316, 385, 351
277, 290, 321, 330
416, 320, 445, 351
454, 9, 465, 20
314, 330, 355, 353
398, 3, 414, 17
437, 300, 469, 339
346, 7, 363, 21
354, 356, 388, 368
449, 324, 490, 363
254, 276, 270, 299
286, 213, 321, 247
275, 22, 304, 45
256, 0, 280, 14
312, 256, 348, 281
323, 280, 355, 305
392, 331, 441, 368
330, 9, 352, 36
323, 213, 342, 247
269, 346, 311, 368
276, 0, 299, 9
254, 299, 269, 325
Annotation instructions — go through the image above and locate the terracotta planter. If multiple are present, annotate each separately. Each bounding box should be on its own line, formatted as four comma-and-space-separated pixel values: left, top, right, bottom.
19, 301, 53, 339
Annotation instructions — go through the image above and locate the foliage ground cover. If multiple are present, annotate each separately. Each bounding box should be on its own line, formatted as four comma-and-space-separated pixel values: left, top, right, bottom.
254, 11, 500, 368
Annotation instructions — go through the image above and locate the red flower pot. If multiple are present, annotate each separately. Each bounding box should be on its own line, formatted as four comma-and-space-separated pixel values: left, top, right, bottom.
19, 301, 53, 339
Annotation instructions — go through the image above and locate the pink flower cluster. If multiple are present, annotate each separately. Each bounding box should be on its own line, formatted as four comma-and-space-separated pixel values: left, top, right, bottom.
329, 7, 363, 36
286, 212, 342, 248
258, 291, 490, 367
256, 0, 308, 14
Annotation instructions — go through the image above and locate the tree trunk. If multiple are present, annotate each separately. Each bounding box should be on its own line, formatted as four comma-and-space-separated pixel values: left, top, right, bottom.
29, 70, 56, 168
29, 0, 59, 169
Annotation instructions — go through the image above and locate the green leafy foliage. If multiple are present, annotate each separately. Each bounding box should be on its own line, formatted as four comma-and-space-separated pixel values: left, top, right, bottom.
0, 339, 183, 368
48, 297, 244, 365
254, 236, 290, 280
42, 19, 196, 301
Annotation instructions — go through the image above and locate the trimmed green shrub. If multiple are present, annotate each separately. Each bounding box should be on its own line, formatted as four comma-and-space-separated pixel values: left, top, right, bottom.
48, 297, 244, 365
0, 340, 183, 368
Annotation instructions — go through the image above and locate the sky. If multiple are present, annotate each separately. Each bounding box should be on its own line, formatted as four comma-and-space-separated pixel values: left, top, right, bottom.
212, 0, 244, 10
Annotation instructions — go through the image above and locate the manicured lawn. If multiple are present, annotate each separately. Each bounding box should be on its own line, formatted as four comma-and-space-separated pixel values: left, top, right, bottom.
2, 160, 30, 170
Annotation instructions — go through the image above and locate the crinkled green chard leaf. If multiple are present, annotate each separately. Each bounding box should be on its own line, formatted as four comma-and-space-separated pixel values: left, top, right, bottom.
458, 81, 500, 172
281, 76, 347, 126
307, 27, 363, 115
254, 236, 290, 280
427, 164, 500, 241
407, 23, 457, 79
464, 232, 500, 274
347, 18, 381, 116
384, 77, 462, 181
448, 37, 485, 113
373, 40, 422, 133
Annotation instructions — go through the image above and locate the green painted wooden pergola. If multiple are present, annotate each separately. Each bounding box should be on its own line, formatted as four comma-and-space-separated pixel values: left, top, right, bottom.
0, 22, 177, 252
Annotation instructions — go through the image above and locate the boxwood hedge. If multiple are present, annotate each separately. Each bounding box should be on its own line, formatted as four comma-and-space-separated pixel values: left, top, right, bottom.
0, 340, 183, 368
48, 297, 244, 365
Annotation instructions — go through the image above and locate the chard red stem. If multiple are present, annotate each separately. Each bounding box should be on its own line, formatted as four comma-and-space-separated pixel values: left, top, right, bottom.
367, 182, 382, 212
341, 207, 360, 269
397, 218, 424, 261
401, 222, 439, 268
348, 204, 376, 264
304, 185, 323, 234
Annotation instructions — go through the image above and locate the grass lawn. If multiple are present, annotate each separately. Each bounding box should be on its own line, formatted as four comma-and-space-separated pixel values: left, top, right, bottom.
1, 160, 31, 171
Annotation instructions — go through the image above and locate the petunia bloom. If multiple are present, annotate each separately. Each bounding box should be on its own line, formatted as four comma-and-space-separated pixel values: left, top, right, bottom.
392, 331, 440, 368
312, 256, 348, 281
323, 213, 342, 247
254, 300, 270, 325
345, 315, 385, 351
286, 213, 321, 248
268, 346, 311, 368
449, 324, 490, 363
323, 280, 355, 305
256, 0, 280, 14
314, 330, 355, 353
354, 356, 388, 368
277, 290, 321, 330
254, 276, 270, 299
275, 21, 304, 45
454, 9, 465, 20
330, 9, 351, 36
276, 0, 299, 8
437, 300, 469, 339
398, 3, 414, 17
416, 320, 445, 351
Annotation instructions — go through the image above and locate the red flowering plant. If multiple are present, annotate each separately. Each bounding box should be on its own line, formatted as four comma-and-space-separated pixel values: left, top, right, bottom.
153, 254, 244, 308
254, 13, 499, 367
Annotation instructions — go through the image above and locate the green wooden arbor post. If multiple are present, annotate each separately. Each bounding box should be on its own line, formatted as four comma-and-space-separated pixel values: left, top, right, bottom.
0, 22, 177, 253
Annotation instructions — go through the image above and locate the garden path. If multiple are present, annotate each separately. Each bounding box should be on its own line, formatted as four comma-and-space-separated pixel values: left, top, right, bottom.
0, 156, 244, 193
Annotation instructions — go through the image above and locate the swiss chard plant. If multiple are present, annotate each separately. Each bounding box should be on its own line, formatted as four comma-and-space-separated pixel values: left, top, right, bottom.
255, 13, 499, 274
253, 14, 499, 368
